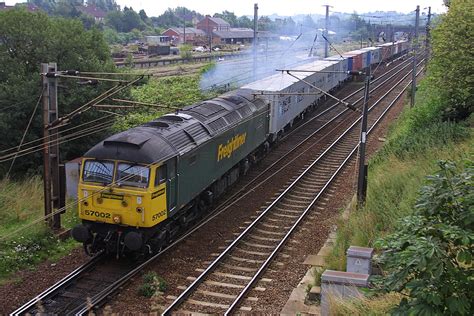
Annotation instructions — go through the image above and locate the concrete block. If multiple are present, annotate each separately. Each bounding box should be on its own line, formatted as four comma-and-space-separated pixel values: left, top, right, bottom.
346, 246, 374, 274
320, 270, 369, 316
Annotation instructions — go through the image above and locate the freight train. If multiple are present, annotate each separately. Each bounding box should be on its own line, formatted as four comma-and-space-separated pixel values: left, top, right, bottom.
72, 40, 409, 256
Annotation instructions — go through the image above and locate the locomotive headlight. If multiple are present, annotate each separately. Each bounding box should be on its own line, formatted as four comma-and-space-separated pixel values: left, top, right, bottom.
112, 215, 121, 224
83, 190, 88, 198
136, 196, 142, 205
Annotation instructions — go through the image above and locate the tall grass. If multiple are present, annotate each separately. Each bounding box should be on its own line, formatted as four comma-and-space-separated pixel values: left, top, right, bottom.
0, 177, 80, 283
326, 78, 472, 272
328, 292, 403, 316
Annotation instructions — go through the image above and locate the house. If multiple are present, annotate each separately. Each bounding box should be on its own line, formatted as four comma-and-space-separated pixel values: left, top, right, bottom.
196, 16, 231, 33
162, 27, 207, 45
76, 4, 106, 22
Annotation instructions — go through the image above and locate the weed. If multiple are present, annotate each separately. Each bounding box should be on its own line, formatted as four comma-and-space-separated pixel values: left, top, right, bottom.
138, 272, 167, 298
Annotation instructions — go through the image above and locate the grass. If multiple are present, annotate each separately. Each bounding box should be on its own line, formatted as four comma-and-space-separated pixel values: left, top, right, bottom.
326, 74, 472, 271
327, 135, 472, 271
327, 292, 403, 316
323, 74, 472, 314
0, 176, 80, 284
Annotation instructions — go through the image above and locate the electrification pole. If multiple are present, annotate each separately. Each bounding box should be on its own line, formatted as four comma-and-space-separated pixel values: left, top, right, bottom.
410, 5, 420, 107
253, 3, 258, 80
41, 63, 61, 229
183, 8, 186, 44
425, 6, 431, 69
324, 5, 330, 58
357, 67, 371, 206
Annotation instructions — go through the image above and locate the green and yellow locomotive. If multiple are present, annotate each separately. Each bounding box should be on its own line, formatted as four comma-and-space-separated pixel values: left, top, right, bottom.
72, 92, 269, 255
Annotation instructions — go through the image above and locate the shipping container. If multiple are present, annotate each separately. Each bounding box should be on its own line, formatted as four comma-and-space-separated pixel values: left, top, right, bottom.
241, 60, 340, 137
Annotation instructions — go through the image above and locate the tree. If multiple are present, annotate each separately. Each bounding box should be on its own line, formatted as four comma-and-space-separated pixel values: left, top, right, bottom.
428, 0, 473, 120
138, 9, 148, 22
105, 10, 123, 31
213, 10, 238, 27
53, 0, 81, 18
258, 16, 275, 31
122, 7, 144, 32
237, 15, 252, 29
0, 9, 117, 177
374, 160, 473, 315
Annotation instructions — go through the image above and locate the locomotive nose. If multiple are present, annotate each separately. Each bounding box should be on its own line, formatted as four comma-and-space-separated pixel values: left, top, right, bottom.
71, 224, 92, 243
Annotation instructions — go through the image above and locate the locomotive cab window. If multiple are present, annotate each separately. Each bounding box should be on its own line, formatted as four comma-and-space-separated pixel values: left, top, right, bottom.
116, 163, 150, 188
82, 160, 114, 184
155, 165, 167, 187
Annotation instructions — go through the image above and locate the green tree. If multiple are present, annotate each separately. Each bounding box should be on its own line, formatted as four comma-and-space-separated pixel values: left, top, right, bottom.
428, 0, 473, 120
122, 7, 144, 32
237, 15, 252, 29
258, 16, 275, 31
374, 160, 473, 315
0, 9, 117, 177
213, 10, 238, 27
105, 10, 124, 31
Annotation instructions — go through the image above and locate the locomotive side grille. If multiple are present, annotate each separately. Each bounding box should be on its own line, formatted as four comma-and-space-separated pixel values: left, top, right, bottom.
184, 123, 210, 145
167, 130, 194, 151
223, 111, 242, 126
237, 104, 253, 118
207, 117, 227, 133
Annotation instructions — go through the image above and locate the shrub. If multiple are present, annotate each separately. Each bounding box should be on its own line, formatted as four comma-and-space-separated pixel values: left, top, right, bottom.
138, 272, 167, 298
373, 160, 473, 315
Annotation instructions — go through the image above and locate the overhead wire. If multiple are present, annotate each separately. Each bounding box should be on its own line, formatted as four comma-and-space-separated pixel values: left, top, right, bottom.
5, 91, 44, 178
0, 114, 116, 154
0, 107, 273, 242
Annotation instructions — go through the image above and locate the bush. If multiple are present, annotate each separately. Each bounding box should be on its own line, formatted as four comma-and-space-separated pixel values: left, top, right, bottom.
138, 272, 167, 298
373, 160, 473, 315
428, 0, 474, 121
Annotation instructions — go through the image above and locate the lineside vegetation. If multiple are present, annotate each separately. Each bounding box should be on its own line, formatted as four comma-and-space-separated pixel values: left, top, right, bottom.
326, 0, 473, 313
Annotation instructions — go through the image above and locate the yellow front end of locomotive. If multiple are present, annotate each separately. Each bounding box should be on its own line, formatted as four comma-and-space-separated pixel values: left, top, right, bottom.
78, 159, 168, 228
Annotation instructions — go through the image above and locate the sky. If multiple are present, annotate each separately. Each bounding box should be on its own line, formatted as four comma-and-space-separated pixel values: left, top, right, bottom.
6, 0, 447, 17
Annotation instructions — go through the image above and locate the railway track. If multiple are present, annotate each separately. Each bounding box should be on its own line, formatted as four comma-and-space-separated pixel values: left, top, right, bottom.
161, 63, 424, 314
11, 55, 419, 316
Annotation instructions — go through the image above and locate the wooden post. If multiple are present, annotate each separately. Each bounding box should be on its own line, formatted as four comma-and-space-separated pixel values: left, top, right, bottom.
42, 63, 61, 229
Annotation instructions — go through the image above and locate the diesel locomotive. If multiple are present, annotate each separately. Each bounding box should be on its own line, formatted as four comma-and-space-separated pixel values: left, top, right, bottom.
72, 41, 409, 256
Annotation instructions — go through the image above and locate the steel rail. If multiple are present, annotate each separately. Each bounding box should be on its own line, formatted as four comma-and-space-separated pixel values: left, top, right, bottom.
11, 55, 417, 316
73, 58, 416, 315
163, 60, 424, 315
225, 65, 425, 315
202, 54, 417, 222
10, 253, 104, 316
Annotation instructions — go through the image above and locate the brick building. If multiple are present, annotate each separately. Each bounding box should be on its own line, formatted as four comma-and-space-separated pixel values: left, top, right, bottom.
196, 16, 231, 33
162, 27, 207, 45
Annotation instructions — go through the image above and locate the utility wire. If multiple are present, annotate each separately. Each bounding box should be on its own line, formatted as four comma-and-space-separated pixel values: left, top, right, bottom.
5, 91, 43, 178
0, 114, 116, 154
0, 108, 272, 242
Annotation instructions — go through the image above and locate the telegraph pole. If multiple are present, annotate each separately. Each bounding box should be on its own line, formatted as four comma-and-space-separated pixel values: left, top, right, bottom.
357, 67, 371, 206
323, 4, 330, 58
253, 3, 258, 80
41, 63, 61, 229
425, 6, 432, 69
410, 5, 420, 107
183, 8, 186, 44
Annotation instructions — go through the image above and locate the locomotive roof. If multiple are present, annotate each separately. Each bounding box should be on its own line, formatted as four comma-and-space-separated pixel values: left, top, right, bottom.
84, 91, 268, 164
242, 59, 339, 92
